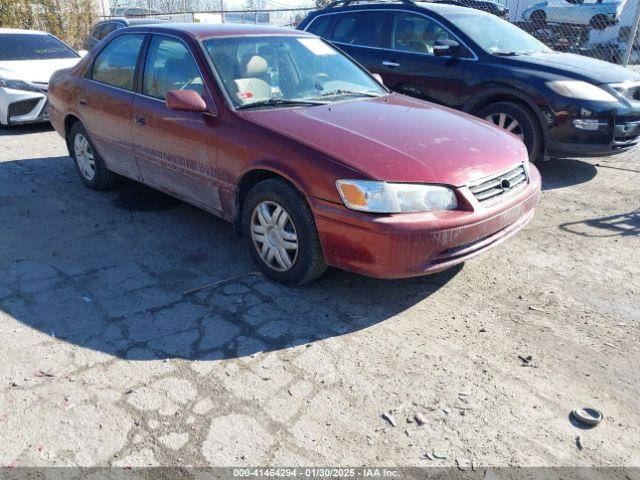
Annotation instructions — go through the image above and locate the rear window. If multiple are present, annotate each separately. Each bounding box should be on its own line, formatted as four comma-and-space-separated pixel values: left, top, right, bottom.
306, 16, 334, 38
332, 12, 388, 48
0, 34, 78, 61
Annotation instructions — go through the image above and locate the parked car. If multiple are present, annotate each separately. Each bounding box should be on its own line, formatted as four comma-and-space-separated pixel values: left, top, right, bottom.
522, 0, 622, 29
0, 28, 83, 126
48, 23, 540, 284
84, 18, 171, 51
298, 0, 640, 161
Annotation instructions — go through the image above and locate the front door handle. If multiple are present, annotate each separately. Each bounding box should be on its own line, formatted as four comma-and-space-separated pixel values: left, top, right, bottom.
382, 61, 401, 68
135, 116, 146, 125
79, 99, 87, 106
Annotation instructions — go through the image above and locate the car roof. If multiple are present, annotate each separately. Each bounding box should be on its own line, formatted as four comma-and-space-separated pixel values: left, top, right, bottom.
143, 22, 313, 39
123, 18, 172, 25
315, 0, 484, 15
0, 28, 49, 35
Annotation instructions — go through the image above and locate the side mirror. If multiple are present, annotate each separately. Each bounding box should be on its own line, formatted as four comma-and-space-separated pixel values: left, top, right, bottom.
78, 49, 89, 58
372, 73, 385, 85
433, 39, 460, 57
166, 90, 209, 113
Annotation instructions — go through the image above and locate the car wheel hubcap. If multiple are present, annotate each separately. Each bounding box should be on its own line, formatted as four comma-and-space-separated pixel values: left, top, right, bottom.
485, 113, 525, 140
251, 201, 298, 272
74, 133, 96, 181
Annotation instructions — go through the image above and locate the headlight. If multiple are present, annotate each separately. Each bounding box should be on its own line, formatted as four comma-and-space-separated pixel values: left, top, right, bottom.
335, 180, 458, 213
0, 78, 41, 92
546, 80, 618, 102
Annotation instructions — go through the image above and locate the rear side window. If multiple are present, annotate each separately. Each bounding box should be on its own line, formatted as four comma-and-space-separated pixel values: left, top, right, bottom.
91, 33, 145, 91
142, 35, 204, 100
306, 15, 333, 38
332, 12, 387, 48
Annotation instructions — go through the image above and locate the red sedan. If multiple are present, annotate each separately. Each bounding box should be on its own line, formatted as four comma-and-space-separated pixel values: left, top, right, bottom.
48, 23, 540, 285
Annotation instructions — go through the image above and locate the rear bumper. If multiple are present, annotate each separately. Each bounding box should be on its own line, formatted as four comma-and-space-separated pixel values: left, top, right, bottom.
312, 165, 541, 279
0, 87, 49, 126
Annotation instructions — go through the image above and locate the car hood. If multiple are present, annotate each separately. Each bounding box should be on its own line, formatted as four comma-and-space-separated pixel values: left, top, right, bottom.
504, 52, 640, 84
0, 58, 80, 84
241, 94, 527, 186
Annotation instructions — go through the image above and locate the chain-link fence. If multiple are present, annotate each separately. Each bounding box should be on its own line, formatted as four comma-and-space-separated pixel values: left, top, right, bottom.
488, 0, 640, 67
101, 0, 640, 68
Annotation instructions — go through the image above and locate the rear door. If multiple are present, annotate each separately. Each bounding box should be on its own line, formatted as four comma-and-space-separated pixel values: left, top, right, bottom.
378, 11, 469, 108
131, 34, 222, 212
81, 33, 146, 177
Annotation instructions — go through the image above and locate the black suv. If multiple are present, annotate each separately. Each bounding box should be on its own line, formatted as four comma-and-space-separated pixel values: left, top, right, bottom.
298, 0, 640, 161
84, 18, 171, 51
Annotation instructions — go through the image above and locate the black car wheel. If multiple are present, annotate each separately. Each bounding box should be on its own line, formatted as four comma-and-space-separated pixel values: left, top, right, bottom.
242, 178, 327, 286
477, 101, 544, 163
68, 121, 119, 190
531, 10, 546, 26
590, 14, 609, 30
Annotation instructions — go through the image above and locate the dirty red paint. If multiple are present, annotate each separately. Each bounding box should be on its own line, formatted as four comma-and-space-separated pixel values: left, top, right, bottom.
48, 24, 540, 280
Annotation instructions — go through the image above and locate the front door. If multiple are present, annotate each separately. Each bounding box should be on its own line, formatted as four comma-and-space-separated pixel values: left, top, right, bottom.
132, 34, 222, 212
81, 33, 146, 177
378, 12, 468, 109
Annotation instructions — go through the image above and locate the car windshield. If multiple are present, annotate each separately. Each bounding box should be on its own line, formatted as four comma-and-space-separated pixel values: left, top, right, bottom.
0, 34, 78, 61
446, 12, 551, 55
202, 35, 387, 109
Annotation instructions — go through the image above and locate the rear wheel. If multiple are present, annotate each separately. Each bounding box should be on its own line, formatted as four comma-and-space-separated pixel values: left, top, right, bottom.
68, 121, 118, 190
241, 178, 327, 286
477, 101, 544, 163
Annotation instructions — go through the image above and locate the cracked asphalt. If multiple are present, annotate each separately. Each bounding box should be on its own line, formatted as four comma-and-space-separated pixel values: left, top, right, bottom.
0, 124, 638, 467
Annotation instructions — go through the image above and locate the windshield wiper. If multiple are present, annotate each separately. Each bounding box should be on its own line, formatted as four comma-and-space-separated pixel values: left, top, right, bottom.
237, 98, 326, 110
316, 89, 382, 99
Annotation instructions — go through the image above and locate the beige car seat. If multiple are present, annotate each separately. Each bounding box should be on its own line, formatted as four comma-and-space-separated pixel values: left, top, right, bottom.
234, 55, 272, 104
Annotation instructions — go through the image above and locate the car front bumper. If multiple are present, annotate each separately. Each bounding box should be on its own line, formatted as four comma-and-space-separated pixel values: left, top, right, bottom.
542, 97, 640, 158
311, 165, 541, 279
0, 86, 49, 126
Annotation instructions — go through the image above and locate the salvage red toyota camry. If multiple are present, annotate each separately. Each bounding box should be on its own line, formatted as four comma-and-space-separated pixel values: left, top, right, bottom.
48, 23, 541, 285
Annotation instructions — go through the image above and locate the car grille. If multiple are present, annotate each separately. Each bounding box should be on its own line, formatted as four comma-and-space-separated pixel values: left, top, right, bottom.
468, 163, 528, 203
613, 116, 640, 146
8, 98, 40, 117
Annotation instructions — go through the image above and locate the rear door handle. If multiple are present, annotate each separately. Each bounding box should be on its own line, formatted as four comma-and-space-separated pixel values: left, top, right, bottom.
79, 99, 87, 106
382, 61, 400, 68
135, 116, 146, 125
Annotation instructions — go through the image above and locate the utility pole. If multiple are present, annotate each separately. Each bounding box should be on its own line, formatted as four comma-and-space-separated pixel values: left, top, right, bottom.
220, 0, 225, 22
623, 0, 640, 66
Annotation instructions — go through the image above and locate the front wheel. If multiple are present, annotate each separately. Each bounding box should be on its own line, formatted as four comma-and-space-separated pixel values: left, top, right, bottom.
68, 121, 118, 190
477, 101, 544, 163
241, 178, 327, 286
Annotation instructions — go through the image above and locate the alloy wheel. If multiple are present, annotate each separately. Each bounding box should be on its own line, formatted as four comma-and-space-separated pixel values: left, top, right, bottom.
485, 113, 525, 139
73, 133, 96, 181
250, 200, 299, 272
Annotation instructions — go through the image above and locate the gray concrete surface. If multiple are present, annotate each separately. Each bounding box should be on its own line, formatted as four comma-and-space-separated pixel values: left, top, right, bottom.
0, 124, 638, 467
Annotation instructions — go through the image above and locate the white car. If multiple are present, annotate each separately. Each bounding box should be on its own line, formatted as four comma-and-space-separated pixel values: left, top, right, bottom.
0, 29, 83, 126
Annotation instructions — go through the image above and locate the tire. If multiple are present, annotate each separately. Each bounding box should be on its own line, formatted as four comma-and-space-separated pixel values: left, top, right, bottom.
477, 101, 544, 163
241, 178, 327, 286
590, 14, 609, 30
531, 10, 546, 26
68, 121, 118, 190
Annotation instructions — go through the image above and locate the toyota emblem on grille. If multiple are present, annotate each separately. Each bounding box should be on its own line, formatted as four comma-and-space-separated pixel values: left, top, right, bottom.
500, 178, 512, 190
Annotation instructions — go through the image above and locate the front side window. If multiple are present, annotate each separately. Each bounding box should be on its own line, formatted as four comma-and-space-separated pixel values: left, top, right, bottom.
203, 35, 386, 109
446, 11, 551, 55
391, 13, 455, 55
91, 34, 145, 91
0, 34, 78, 61
143, 36, 204, 100
332, 12, 388, 48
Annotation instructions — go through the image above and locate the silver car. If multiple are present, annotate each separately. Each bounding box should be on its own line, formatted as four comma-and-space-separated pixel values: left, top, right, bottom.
522, 0, 622, 29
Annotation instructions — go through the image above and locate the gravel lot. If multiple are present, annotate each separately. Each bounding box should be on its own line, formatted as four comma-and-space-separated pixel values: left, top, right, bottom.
0, 123, 638, 468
